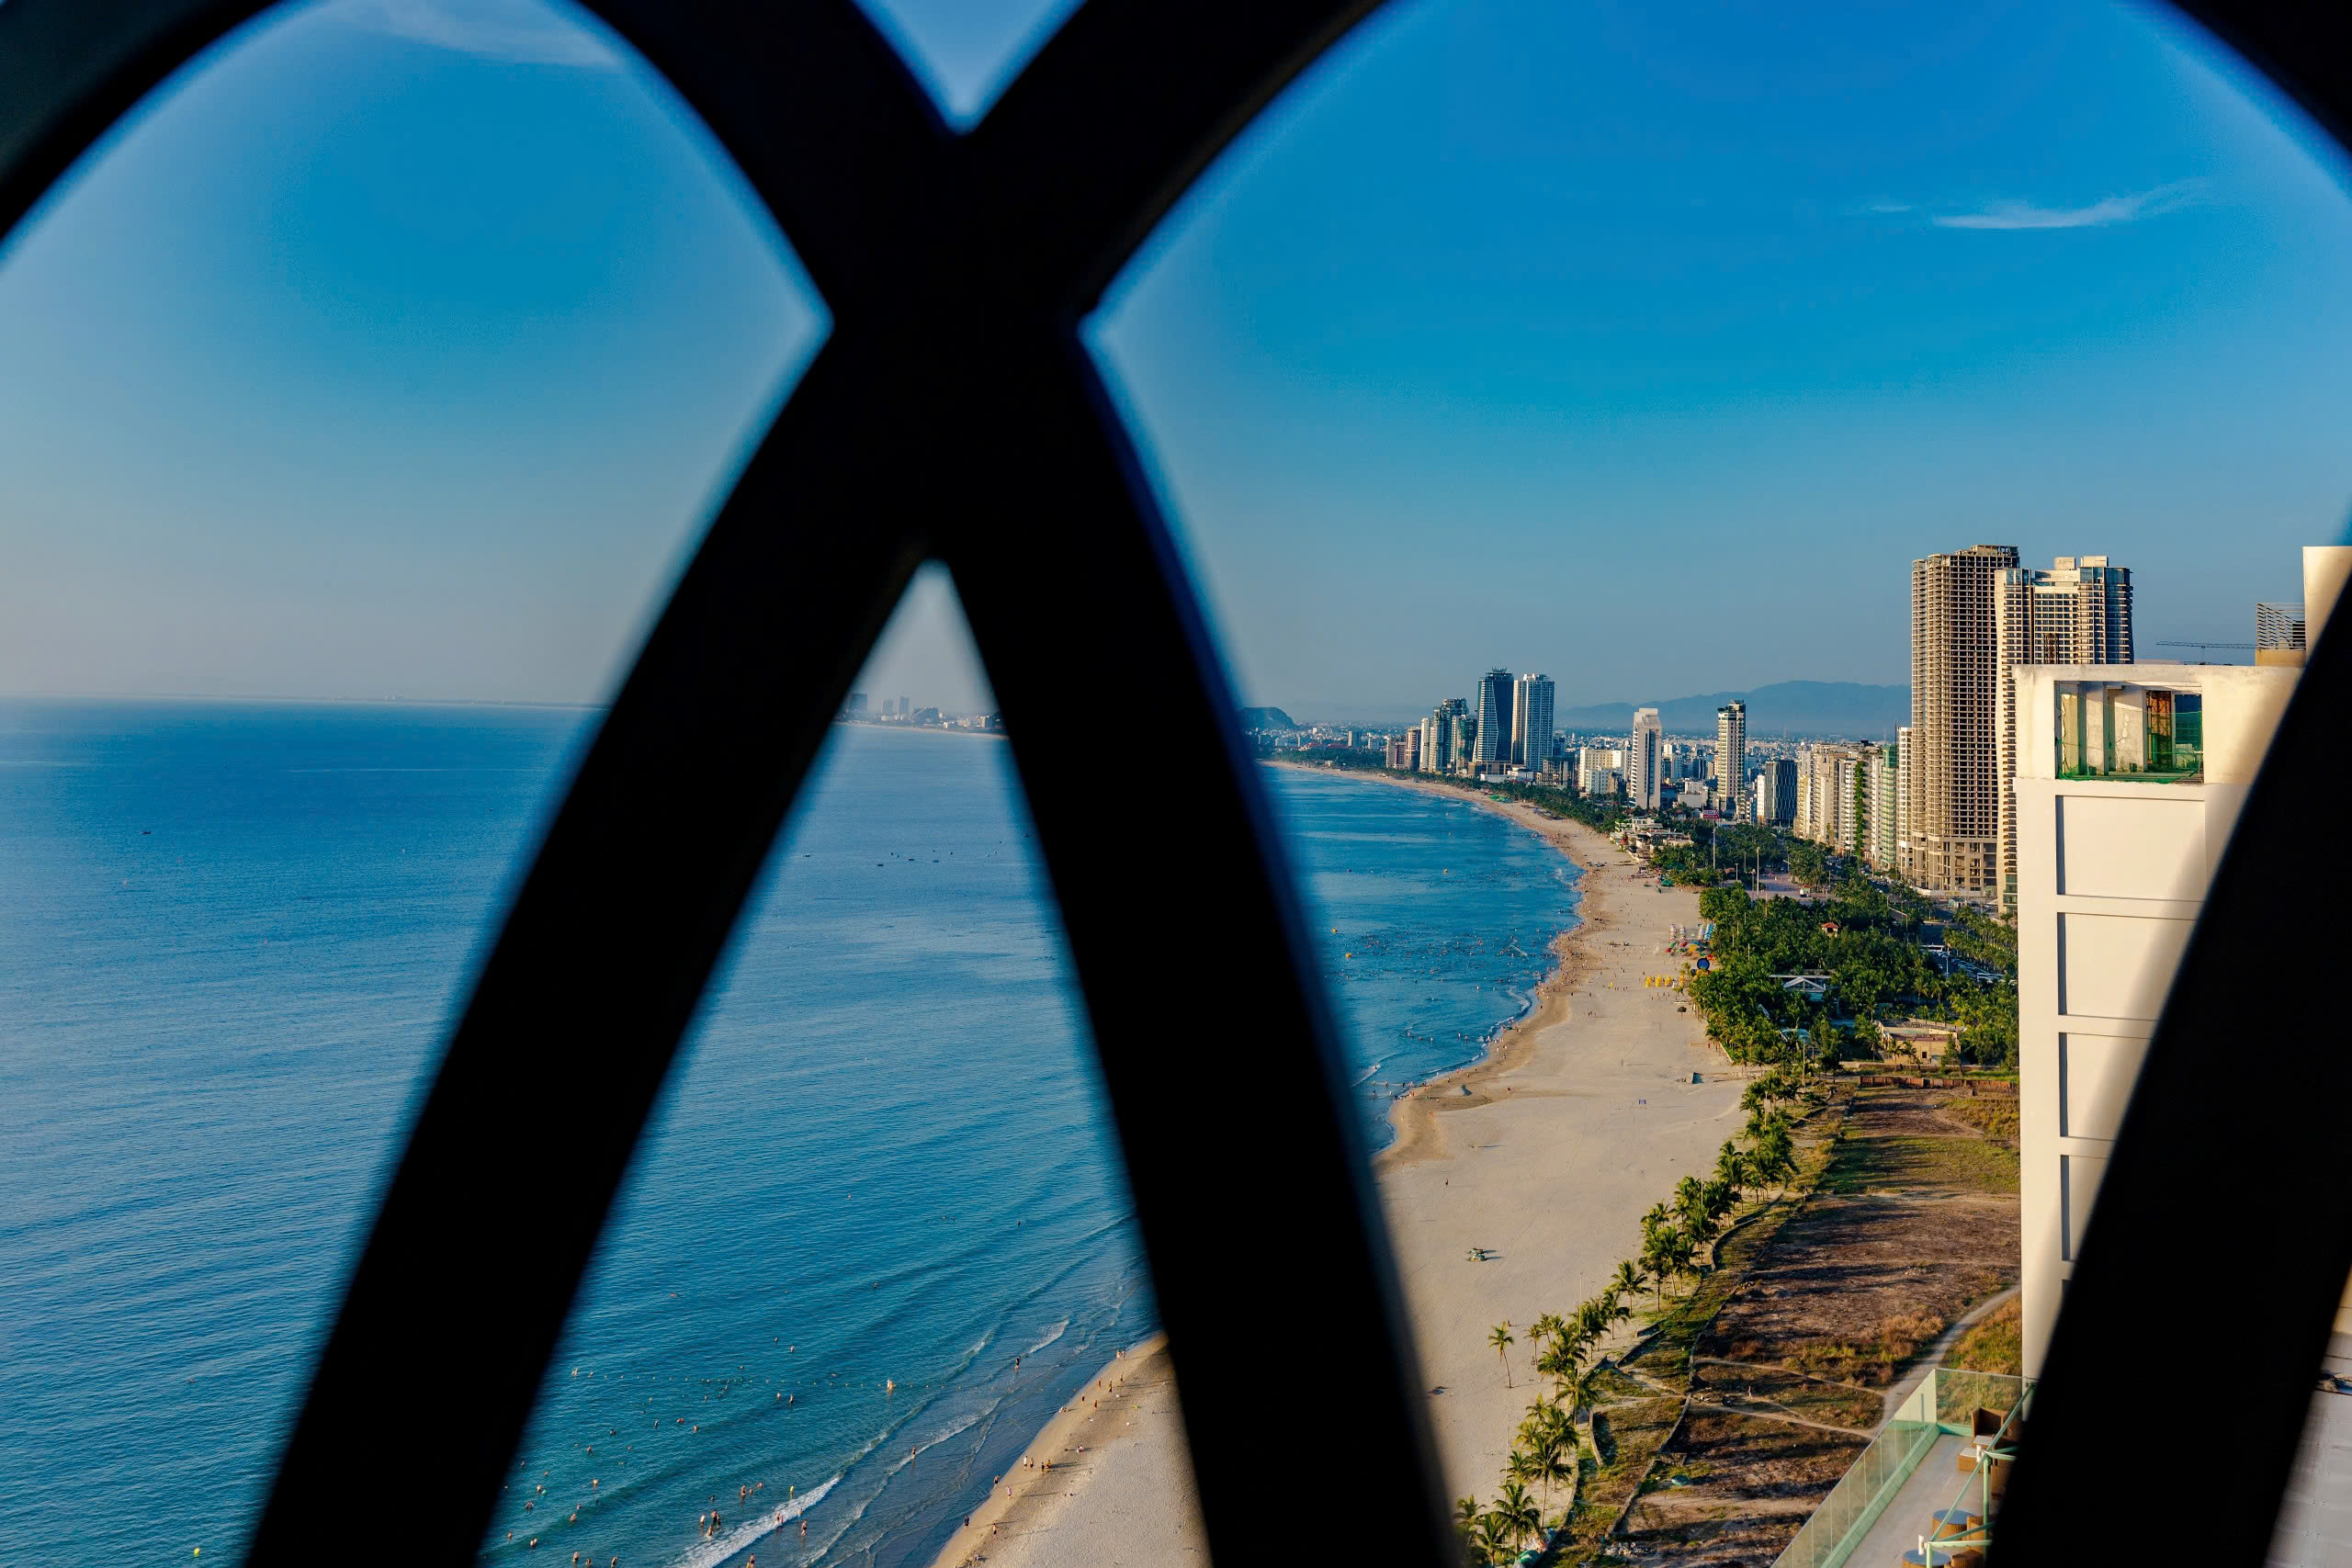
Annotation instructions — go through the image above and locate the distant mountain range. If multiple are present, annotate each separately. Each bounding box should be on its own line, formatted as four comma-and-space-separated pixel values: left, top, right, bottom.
1238, 705, 1298, 731
1555, 681, 1908, 739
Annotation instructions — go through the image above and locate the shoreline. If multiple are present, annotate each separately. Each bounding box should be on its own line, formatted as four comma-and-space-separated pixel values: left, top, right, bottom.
928, 764, 1740, 1568
1339, 767, 1618, 1170
925, 1333, 1185, 1568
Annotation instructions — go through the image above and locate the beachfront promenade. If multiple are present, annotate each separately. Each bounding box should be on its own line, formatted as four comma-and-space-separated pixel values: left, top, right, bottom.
932, 792, 1742, 1568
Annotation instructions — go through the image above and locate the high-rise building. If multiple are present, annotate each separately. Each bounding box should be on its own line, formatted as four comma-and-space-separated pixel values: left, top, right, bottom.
1910, 543, 2020, 896
1793, 742, 1870, 853
1512, 674, 1555, 768
1576, 746, 1623, 793
1993, 556, 2134, 909
1866, 744, 1899, 870
1471, 669, 1513, 767
1628, 708, 1663, 810
1420, 697, 1468, 774
1715, 703, 1747, 822
1755, 757, 1795, 827
1894, 724, 1914, 874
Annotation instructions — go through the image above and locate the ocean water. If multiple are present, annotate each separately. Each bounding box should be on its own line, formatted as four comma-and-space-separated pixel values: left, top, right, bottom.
0, 707, 1578, 1568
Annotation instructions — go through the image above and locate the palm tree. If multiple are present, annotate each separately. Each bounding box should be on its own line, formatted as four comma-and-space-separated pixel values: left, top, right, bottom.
1753, 1120, 1797, 1192
1714, 1144, 1751, 1193
1612, 1258, 1645, 1303
1532, 1427, 1577, 1506
1531, 1311, 1567, 1348
1559, 1357, 1599, 1417
1577, 1298, 1611, 1347
1475, 1510, 1515, 1566
1489, 1322, 1516, 1387
1496, 1480, 1543, 1553
1673, 1174, 1708, 1232
1534, 1338, 1576, 1403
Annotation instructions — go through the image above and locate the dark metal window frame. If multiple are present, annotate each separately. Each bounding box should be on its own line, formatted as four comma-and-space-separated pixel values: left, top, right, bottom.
0, 3, 2346, 1564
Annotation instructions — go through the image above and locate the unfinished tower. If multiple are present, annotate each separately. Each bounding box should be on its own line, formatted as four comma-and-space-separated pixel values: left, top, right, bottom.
1910, 544, 2020, 896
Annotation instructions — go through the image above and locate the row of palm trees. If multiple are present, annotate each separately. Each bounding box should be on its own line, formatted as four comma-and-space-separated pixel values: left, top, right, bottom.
1454, 1073, 1811, 1566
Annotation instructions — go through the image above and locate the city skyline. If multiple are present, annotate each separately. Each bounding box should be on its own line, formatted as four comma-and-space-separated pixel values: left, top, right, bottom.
1, 1, 2348, 714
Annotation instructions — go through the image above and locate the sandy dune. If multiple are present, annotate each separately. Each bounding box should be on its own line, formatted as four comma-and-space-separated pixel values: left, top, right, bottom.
931, 784, 1743, 1568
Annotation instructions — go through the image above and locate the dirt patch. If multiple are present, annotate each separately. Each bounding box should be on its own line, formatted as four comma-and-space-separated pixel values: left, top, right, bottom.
1618, 1080, 2021, 1566
1702, 1192, 2017, 1385
1618, 1410, 1869, 1567
1688, 1364, 1883, 1432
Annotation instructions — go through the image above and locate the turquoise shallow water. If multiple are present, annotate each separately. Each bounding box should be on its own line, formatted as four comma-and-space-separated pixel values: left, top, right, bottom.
0, 708, 1577, 1568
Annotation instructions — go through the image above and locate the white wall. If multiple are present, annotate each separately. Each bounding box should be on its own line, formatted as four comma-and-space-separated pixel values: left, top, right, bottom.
2015, 661, 2301, 1375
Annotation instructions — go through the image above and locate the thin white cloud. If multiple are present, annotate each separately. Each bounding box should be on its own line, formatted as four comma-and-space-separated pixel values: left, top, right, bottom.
1930, 179, 2207, 231
339, 0, 622, 68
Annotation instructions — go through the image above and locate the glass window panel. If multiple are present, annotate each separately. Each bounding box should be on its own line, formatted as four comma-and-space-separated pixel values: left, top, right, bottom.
490, 570, 1202, 1568
0, 2, 820, 1562
1083, 1, 2352, 1562
849, 0, 1086, 128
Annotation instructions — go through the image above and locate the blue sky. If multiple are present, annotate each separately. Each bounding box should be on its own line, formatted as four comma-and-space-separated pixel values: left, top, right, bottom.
2, 0, 2348, 719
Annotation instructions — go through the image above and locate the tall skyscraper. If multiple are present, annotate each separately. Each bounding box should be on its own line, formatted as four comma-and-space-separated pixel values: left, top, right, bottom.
1910, 543, 2020, 896
1993, 556, 2134, 908
1757, 757, 1796, 827
1472, 669, 1513, 767
1894, 724, 1914, 874
1714, 702, 1747, 821
1512, 673, 1555, 768
1628, 707, 1663, 810
1422, 697, 1468, 773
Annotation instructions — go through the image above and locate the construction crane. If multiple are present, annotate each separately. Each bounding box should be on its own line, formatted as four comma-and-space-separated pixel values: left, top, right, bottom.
2153, 639, 2256, 652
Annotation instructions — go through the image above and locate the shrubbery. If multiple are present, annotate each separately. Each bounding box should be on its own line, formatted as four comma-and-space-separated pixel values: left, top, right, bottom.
1685, 878, 2018, 1071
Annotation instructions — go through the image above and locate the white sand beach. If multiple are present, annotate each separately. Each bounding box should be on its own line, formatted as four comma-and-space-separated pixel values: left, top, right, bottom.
931, 777, 1744, 1568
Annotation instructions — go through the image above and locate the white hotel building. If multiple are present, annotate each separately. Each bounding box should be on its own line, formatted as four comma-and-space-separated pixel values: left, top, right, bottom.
2018, 547, 2352, 1382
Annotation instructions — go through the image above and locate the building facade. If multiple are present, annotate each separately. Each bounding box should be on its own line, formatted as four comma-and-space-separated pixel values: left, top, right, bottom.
1512, 673, 1555, 768
1793, 742, 1870, 855
1994, 556, 2134, 910
1628, 708, 1663, 810
1577, 746, 1624, 795
1472, 669, 1513, 767
1894, 724, 1914, 874
1755, 757, 1796, 827
1715, 702, 1747, 821
1911, 543, 2020, 895
2014, 661, 2300, 1373
1866, 743, 1899, 870
2018, 547, 2352, 1375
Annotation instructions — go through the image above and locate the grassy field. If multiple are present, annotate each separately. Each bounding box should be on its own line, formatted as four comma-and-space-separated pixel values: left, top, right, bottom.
1948, 1298, 2024, 1376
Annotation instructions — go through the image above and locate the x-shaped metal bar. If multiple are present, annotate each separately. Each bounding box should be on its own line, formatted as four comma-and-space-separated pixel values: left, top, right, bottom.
9, 4, 2352, 1567
2, 1, 1448, 1563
